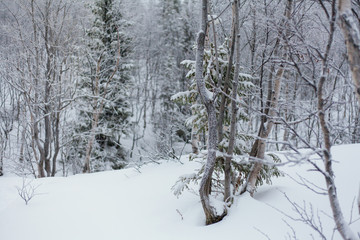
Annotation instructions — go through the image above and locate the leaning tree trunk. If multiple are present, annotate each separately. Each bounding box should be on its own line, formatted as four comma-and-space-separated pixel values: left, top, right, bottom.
243, 0, 292, 196
245, 63, 284, 196
196, 0, 226, 225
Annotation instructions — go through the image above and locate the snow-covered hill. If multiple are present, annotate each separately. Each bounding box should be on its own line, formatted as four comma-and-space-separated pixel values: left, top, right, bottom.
0, 144, 359, 240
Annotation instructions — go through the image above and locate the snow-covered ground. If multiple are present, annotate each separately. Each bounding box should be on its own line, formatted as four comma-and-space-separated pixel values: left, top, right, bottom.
0, 144, 359, 240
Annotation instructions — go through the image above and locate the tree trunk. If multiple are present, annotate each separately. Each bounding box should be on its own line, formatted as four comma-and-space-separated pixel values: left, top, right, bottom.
245, 61, 286, 196
0, 139, 3, 176
19, 114, 26, 163
319, 73, 358, 240
338, 0, 360, 104
83, 61, 102, 173
319, 1, 358, 238
224, 0, 240, 203
196, 0, 226, 225
43, 1, 54, 177
217, 3, 237, 143
191, 117, 199, 154
51, 110, 60, 177
358, 185, 360, 215
83, 32, 120, 173
83, 128, 96, 173
244, 0, 293, 196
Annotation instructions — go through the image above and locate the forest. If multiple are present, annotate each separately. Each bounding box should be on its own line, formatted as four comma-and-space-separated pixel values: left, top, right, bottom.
0, 0, 360, 239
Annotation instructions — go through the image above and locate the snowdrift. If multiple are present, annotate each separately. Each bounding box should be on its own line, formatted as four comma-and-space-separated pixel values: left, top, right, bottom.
0, 144, 359, 240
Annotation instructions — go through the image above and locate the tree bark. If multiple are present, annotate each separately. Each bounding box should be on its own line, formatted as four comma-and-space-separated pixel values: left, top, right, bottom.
0, 137, 3, 176
338, 0, 360, 105
319, 73, 358, 240
191, 109, 199, 155
51, 110, 60, 177
196, 0, 226, 225
83, 58, 102, 173
217, 3, 237, 143
244, 0, 292, 196
44, 3, 53, 177
358, 185, 360, 215
319, 2, 358, 239
245, 64, 284, 196
224, 0, 240, 203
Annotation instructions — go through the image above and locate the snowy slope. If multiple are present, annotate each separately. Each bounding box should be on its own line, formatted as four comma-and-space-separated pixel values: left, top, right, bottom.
0, 144, 359, 240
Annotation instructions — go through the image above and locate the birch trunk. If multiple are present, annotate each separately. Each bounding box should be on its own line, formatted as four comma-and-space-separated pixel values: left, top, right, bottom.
317, 2, 359, 238
83, 58, 102, 173
319, 72, 359, 240
337, 0, 360, 237
244, 0, 292, 196
338, 0, 360, 104
245, 64, 284, 196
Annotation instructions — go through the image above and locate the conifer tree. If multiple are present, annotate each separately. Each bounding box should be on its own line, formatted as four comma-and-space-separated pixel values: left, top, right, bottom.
69, 0, 132, 172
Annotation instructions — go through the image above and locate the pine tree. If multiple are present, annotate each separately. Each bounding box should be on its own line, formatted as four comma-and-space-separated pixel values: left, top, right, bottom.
69, 0, 132, 172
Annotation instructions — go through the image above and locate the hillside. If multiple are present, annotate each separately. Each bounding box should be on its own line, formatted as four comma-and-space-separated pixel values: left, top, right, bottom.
0, 144, 359, 240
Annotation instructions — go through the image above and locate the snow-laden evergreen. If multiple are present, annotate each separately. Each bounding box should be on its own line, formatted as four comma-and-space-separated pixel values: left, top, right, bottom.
68, 0, 133, 173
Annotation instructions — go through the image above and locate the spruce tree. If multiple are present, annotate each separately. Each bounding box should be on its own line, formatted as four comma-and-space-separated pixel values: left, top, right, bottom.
70, 0, 132, 172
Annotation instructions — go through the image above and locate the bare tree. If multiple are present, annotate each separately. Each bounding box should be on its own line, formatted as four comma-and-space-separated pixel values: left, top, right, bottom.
242, 0, 293, 196
316, 3, 358, 239
2, 0, 80, 177
16, 177, 41, 205
278, 0, 359, 238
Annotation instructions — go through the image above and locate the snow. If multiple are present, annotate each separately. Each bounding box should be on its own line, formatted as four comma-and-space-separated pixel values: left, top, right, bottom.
0, 144, 359, 240
170, 90, 193, 101
238, 72, 254, 80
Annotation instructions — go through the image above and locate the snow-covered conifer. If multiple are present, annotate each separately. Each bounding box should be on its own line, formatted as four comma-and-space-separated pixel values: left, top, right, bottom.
70, 0, 132, 172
